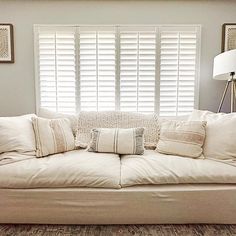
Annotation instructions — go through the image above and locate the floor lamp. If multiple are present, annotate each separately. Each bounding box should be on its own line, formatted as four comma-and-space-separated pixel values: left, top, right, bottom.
213, 49, 236, 113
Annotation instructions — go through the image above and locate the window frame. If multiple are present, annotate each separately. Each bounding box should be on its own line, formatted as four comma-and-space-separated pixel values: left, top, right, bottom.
34, 24, 201, 116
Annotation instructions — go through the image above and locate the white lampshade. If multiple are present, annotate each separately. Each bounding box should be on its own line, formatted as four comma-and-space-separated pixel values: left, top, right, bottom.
213, 49, 236, 80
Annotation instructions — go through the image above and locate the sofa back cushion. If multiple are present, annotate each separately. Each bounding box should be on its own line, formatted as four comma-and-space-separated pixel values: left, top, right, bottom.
156, 120, 206, 158
76, 111, 159, 148
0, 114, 36, 155
88, 128, 145, 155
188, 109, 236, 160
32, 117, 75, 158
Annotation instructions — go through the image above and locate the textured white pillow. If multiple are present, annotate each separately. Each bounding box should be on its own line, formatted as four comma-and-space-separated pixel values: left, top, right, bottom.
88, 128, 145, 155
38, 108, 77, 135
188, 110, 236, 160
188, 109, 214, 120
32, 117, 75, 158
0, 114, 36, 155
156, 120, 207, 158
76, 111, 159, 148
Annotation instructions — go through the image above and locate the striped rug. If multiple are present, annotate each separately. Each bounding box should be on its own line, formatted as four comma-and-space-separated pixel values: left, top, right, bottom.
0, 224, 235, 236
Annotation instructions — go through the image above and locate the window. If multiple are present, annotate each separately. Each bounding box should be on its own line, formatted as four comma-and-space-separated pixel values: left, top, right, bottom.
34, 25, 201, 116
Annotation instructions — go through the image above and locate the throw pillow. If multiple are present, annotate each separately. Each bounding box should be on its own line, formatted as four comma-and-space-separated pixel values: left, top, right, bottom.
156, 120, 207, 158
38, 108, 77, 135
188, 109, 236, 160
87, 128, 145, 155
0, 114, 36, 155
76, 111, 159, 149
32, 117, 75, 158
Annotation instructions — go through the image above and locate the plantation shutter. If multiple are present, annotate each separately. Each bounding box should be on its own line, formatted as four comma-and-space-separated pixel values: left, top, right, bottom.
119, 27, 156, 113
79, 26, 116, 111
35, 25, 200, 116
36, 27, 77, 114
159, 26, 199, 116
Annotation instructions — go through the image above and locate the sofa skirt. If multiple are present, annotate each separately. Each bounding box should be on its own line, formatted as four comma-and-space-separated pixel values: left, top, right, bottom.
1, 184, 236, 224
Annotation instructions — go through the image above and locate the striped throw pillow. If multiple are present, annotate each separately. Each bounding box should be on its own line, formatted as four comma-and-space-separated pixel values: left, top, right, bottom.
156, 120, 207, 158
88, 128, 145, 155
32, 117, 75, 158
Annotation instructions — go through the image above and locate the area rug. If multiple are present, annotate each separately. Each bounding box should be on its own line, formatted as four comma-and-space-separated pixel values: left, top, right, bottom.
0, 224, 236, 236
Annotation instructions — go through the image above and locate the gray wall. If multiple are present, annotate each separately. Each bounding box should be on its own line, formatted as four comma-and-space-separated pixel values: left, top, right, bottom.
1, 0, 236, 116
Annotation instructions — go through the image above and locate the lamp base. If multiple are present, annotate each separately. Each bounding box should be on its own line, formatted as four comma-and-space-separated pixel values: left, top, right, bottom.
218, 73, 236, 113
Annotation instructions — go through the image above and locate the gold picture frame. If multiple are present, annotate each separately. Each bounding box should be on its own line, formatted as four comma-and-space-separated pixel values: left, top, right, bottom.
0, 24, 14, 63
222, 23, 236, 52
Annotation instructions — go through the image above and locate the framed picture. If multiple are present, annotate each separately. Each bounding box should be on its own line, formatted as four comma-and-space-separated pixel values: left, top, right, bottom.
222, 23, 236, 52
0, 24, 14, 63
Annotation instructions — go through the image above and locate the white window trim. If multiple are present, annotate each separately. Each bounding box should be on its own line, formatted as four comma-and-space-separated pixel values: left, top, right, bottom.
34, 26, 40, 115
34, 24, 201, 116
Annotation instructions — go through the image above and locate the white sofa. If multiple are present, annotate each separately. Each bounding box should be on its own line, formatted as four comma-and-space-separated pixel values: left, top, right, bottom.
0, 110, 236, 224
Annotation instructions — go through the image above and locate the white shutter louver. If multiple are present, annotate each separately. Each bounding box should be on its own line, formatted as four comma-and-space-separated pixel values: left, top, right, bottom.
35, 25, 200, 116
79, 27, 116, 111
159, 27, 199, 116
37, 27, 76, 114
120, 27, 156, 113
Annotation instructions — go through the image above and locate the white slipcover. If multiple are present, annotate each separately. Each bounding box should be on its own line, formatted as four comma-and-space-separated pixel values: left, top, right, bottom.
121, 150, 236, 187
0, 150, 121, 189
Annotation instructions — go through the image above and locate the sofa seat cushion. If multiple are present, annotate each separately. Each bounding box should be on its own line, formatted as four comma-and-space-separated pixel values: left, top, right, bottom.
0, 150, 121, 189
121, 150, 236, 187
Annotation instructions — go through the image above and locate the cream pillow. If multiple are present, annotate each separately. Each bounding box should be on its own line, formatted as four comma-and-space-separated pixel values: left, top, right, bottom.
189, 110, 236, 160
88, 128, 145, 155
32, 117, 75, 158
76, 111, 159, 149
38, 108, 77, 135
0, 114, 36, 155
156, 120, 207, 158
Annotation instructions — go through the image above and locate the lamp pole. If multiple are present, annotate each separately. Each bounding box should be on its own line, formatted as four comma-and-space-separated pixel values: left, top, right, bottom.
217, 72, 235, 113
218, 79, 231, 113
230, 72, 235, 112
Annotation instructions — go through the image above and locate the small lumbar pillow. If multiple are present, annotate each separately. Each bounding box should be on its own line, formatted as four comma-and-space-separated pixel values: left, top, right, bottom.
87, 127, 145, 155
188, 109, 236, 160
32, 117, 75, 158
156, 120, 207, 158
